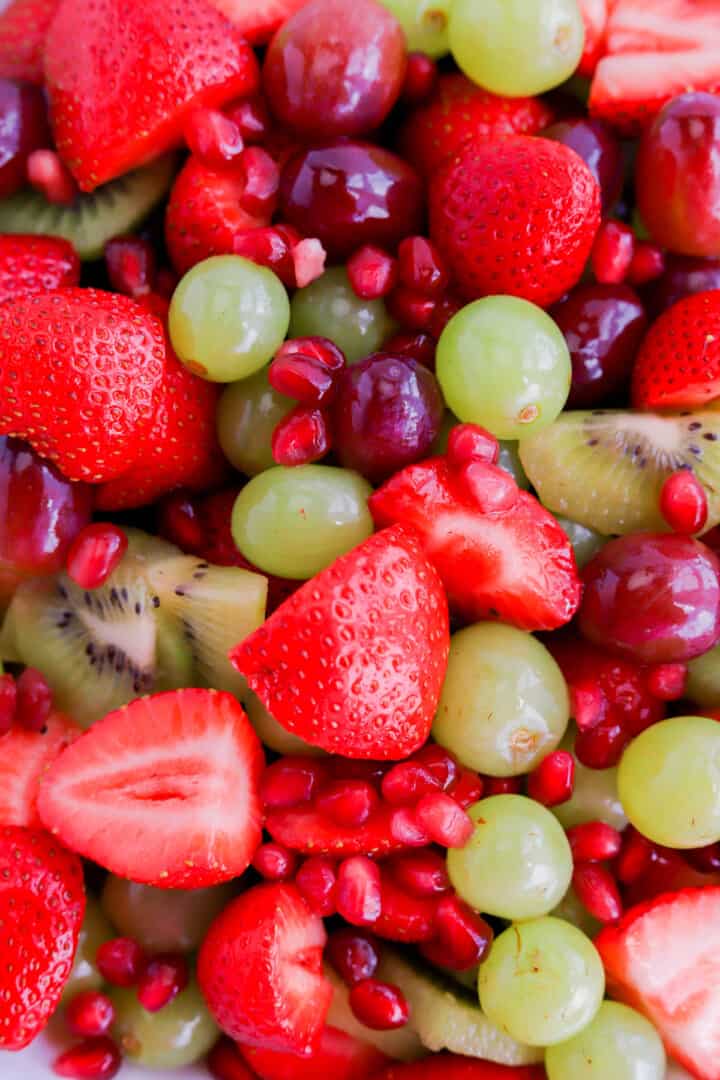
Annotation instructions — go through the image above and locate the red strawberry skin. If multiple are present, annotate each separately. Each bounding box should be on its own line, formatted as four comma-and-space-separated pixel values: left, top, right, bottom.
38, 689, 265, 888
198, 881, 333, 1054
632, 290, 720, 409
399, 74, 554, 178
429, 136, 601, 308
231, 525, 450, 760
266, 800, 405, 859
0, 712, 81, 829
578, 0, 609, 77
0, 289, 166, 483
0, 0, 60, 84
371, 1056, 545, 1080
45, 0, 260, 191
0, 825, 85, 1049
596, 887, 720, 1080
0, 234, 80, 305
210, 0, 309, 44
240, 1024, 391, 1080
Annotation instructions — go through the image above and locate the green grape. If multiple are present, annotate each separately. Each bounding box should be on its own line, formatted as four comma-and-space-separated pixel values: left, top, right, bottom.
245, 689, 325, 756
447, 795, 573, 920
448, 0, 585, 97
433, 622, 569, 776
169, 255, 290, 382
554, 732, 627, 832
498, 440, 530, 490
101, 876, 236, 953
62, 898, 114, 1001
217, 367, 293, 476
111, 977, 219, 1069
377, 0, 451, 57
551, 885, 602, 939
545, 1001, 666, 1080
436, 296, 572, 440
478, 917, 605, 1047
231, 465, 374, 580
290, 266, 396, 364
617, 715, 720, 848
555, 516, 606, 568
686, 642, 720, 708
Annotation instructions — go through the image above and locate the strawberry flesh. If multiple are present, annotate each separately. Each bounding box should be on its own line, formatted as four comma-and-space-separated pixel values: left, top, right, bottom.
0, 712, 81, 828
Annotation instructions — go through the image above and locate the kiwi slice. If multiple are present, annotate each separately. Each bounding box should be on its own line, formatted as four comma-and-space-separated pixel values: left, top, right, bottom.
519, 409, 720, 536
0, 155, 176, 260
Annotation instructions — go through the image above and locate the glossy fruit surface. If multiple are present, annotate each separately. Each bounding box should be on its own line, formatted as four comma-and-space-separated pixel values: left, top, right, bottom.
111, 977, 218, 1068
290, 267, 397, 364
378, 0, 451, 56
545, 1001, 666, 1080
544, 117, 624, 213
100, 876, 235, 953
0, 78, 50, 198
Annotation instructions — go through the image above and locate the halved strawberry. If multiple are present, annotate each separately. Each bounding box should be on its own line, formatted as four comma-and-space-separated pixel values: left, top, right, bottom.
210, 0, 309, 43
0, 712, 81, 829
37, 689, 264, 888
240, 1024, 391, 1080
578, 0, 609, 76
198, 881, 333, 1054
590, 49, 720, 131
606, 0, 720, 54
370, 1056, 545, 1080
0, 235, 80, 305
0, 0, 60, 84
632, 290, 720, 409
596, 888, 720, 1079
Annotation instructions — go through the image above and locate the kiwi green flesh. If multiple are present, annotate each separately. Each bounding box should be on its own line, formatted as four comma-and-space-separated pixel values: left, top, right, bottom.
0, 155, 176, 260
519, 409, 720, 536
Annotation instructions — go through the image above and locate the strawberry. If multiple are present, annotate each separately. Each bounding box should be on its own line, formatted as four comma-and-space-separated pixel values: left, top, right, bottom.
45, 0, 260, 191
369, 455, 581, 632
0, 0, 60, 84
37, 689, 265, 888
266, 801, 404, 859
632, 290, 720, 409
428, 136, 601, 308
398, 74, 553, 178
0, 288, 167, 483
198, 881, 333, 1054
370, 1057, 545, 1080
0, 825, 85, 1049
606, 0, 720, 55
0, 712, 81, 829
231, 526, 450, 760
596, 887, 720, 1079
210, 0, 309, 43
578, 0, 609, 76
0, 234, 80, 305
165, 155, 271, 274
239, 1024, 391, 1080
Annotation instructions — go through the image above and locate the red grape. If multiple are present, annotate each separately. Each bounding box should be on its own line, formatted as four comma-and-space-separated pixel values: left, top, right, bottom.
645, 253, 720, 318
0, 78, 50, 199
543, 117, 623, 214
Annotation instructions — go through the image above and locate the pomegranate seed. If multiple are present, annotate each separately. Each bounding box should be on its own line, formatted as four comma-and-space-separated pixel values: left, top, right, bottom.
136, 954, 189, 1012
457, 460, 518, 513
96, 937, 146, 987
566, 822, 622, 863
225, 96, 271, 143
646, 662, 687, 700
27, 148, 78, 205
389, 808, 430, 847
238, 146, 279, 216
234, 226, 295, 286
386, 286, 436, 331
685, 842, 720, 873
326, 928, 381, 985
401, 52, 438, 105
591, 219, 635, 284
413, 744, 459, 789
660, 469, 708, 534
348, 979, 409, 1030
105, 237, 156, 298
292, 237, 327, 288
383, 331, 436, 368
272, 406, 330, 466
627, 241, 665, 286
295, 855, 338, 916
260, 757, 325, 809
53, 1038, 122, 1079
347, 244, 398, 300
207, 1037, 258, 1080
316, 779, 380, 828
66, 524, 128, 591
397, 236, 449, 296
570, 680, 606, 731
447, 767, 484, 808
527, 750, 575, 807
483, 776, 521, 796
65, 991, 116, 1038
376, 871, 438, 943
336, 855, 382, 926
16, 667, 52, 732
414, 792, 473, 848
572, 863, 623, 923
574, 717, 627, 769
390, 850, 451, 897
433, 893, 494, 970
156, 268, 179, 298
157, 492, 206, 554
428, 293, 463, 338
184, 106, 244, 166
270, 337, 345, 404
0, 673, 17, 735
252, 842, 298, 880
616, 828, 655, 885
381, 761, 442, 806
447, 423, 500, 468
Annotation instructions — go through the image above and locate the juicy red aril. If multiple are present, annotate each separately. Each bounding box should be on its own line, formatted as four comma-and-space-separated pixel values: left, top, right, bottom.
292, 237, 327, 288
413, 744, 459, 790
572, 863, 623, 923
389, 808, 430, 847
390, 850, 450, 898
457, 460, 518, 514
591, 219, 635, 285
414, 793, 473, 849
349, 978, 409, 1030
526, 750, 575, 808
157, 493, 205, 555
375, 871, 438, 943
660, 470, 709, 535
272, 405, 330, 466
207, 1037, 258, 1080
252, 842, 298, 880
570, 681, 606, 732
544, 117, 623, 214
0, 674, 17, 735
16, 667, 52, 732
383, 331, 436, 369
184, 107, 244, 167
397, 236, 448, 296
0, 79, 50, 199
316, 779, 380, 828
105, 237, 156, 299
96, 937, 146, 987
401, 52, 438, 105
337, 855, 382, 926
65, 991, 116, 1038
26, 148, 78, 205
225, 96, 271, 144
381, 761, 442, 806
428, 294, 463, 338
276, 332, 347, 371
616, 828, 655, 885
628, 242, 665, 286
566, 821, 622, 863
233, 226, 296, 287
447, 768, 484, 808
646, 662, 687, 701
326, 928, 381, 985
347, 244, 398, 300
238, 146, 279, 216
574, 716, 628, 769
295, 855, 338, 916
447, 424, 500, 468
52, 1037, 122, 1079
260, 757, 325, 809
269, 353, 337, 405
433, 893, 493, 970
684, 842, 720, 873
137, 954, 189, 1013
66, 524, 128, 591
386, 287, 437, 332
483, 776, 521, 796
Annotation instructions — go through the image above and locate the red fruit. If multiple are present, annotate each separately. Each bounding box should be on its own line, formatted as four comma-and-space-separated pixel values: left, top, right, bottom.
232, 526, 449, 760
253, 841, 298, 881
429, 136, 600, 308
316, 780, 380, 829
578, 0, 609, 77
52, 1037, 122, 1079
66, 524, 128, 591
0, 0, 60, 84
567, 821, 622, 863
596, 887, 720, 1078
382, 762, 442, 807
267, 801, 404, 859
45, 0, 260, 191
646, 661, 687, 700
347, 245, 398, 301
336, 855, 382, 927
591, 219, 635, 285
633, 290, 720, 409
65, 992, 116, 1038
526, 750, 575, 808
660, 469, 709, 534
198, 881, 333, 1054
137, 954, 189, 1012
16, 666, 53, 732
401, 53, 438, 106
184, 107, 244, 169
0, 711, 80, 827
370, 456, 581, 632
624, 847, 720, 907
413, 793, 473, 849
389, 850, 450, 898
207, 1038, 260, 1080
38, 689, 264, 888
572, 862, 623, 923
26, 148, 78, 206
389, 809, 429, 848
270, 336, 346, 406
96, 938, 147, 988
374, 872, 437, 943
0, 674, 16, 735
0, 234, 79, 305
399, 73, 553, 178
348, 979, 409, 1030
371, 1055, 545, 1080
432, 894, 493, 971
209, 0, 308, 44
0, 826, 85, 1049
272, 405, 331, 467
261, 757, 326, 810
239, 1024, 391, 1080
105, 237, 156, 299
326, 929, 380, 985
295, 855, 338, 916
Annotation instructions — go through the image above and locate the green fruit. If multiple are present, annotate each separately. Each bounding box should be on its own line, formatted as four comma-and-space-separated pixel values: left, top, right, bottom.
554, 731, 627, 832
545, 1001, 666, 1080
377, 0, 451, 56
555, 515, 605, 568
498, 440, 530, 489
290, 267, 396, 364
551, 885, 602, 939
111, 977, 218, 1069
216, 367, 293, 476
687, 642, 720, 708
101, 877, 236, 953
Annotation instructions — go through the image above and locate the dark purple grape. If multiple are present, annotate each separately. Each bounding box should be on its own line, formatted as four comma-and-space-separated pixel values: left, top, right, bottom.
543, 118, 623, 213
645, 253, 720, 318
331, 352, 444, 481
0, 79, 50, 199
550, 283, 647, 408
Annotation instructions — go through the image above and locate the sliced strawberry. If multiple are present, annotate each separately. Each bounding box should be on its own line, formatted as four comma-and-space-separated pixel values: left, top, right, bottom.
240, 1024, 391, 1080
198, 881, 333, 1054
0, 235, 80, 305
266, 802, 404, 859
37, 689, 264, 888
596, 888, 720, 1079
578, 0, 609, 76
370, 1056, 545, 1080
632, 290, 720, 409
0, 0, 60, 84
210, 0, 309, 43
606, 0, 720, 54
0, 712, 81, 829
231, 526, 449, 760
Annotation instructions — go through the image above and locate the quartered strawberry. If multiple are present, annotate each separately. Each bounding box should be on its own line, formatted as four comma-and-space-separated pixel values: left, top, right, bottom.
605, 0, 720, 54
0, 826, 85, 1049
0, 0, 60, 84
198, 881, 333, 1054
0, 712, 81, 829
398, 73, 553, 178
239, 1024, 391, 1080
596, 888, 720, 1079
0, 234, 80, 305
45, 0, 260, 191
370, 1057, 545, 1080
37, 689, 265, 888
428, 135, 601, 308
210, 0, 309, 43
632, 290, 720, 409
578, 0, 609, 77
231, 525, 450, 760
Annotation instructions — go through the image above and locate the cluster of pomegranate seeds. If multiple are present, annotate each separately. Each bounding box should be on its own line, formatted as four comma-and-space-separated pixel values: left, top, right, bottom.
429, 894, 493, 970
0, 666, 55, 733
526, 750, 575, 807
232, 224, 326, 289
268, 336, 346, 465
225, 97, 271, 144
66, 524, 128, 591
105, 239, 156, 299
96, 938, 147, 988
660, 468, 709, 534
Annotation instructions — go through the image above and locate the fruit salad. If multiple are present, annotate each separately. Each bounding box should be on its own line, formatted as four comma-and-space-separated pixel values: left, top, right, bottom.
0, 0, 720, 1078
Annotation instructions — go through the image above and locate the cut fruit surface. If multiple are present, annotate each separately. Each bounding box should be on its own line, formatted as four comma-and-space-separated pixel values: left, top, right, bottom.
0, 712, 81, 828
239, 1024, 392, 1080
209, 0, 309, 43
606, 0, 720, 55
266, 801, 405, 858
371, 1057, 546, 1080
